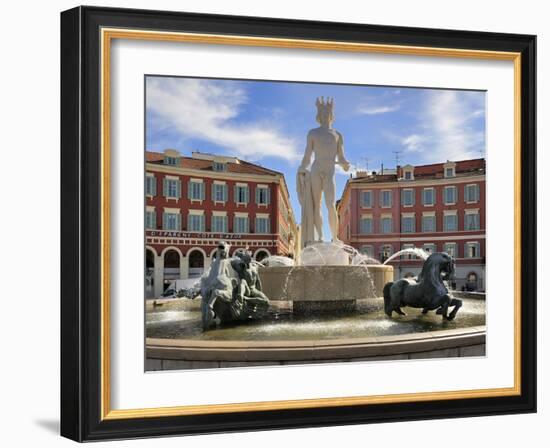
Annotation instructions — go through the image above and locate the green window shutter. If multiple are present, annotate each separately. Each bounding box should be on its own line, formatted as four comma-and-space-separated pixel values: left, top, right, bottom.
163, 178, 167, 197
244, 186, 249, 203
211, 184, 216, 201
234, 185, 239, 203
152, 212, 156, 229
256, 187, 260, 204
187, 181, 192, 200
176, 214, 181, 230
266, 187, 271, 204
152, 177, 157, 196
162, 212, 167, 229
177, 180, 181, 199
201, 215, 205, 231
201, 183, 205, 200
223, 185, 228, 202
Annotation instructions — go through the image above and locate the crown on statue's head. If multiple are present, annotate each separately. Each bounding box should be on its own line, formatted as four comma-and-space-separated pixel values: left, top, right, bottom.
315, 96, 334, 111
315, 97, 335, 125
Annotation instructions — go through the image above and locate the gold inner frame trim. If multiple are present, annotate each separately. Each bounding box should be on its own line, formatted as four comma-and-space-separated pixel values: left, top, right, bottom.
100, 27, 522, 421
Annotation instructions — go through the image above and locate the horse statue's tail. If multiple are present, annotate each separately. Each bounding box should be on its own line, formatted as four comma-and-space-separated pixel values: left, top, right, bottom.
383, 282, 393, 317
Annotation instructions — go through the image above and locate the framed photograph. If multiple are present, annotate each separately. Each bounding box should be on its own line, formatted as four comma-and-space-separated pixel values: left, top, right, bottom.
61, 6, 536, 441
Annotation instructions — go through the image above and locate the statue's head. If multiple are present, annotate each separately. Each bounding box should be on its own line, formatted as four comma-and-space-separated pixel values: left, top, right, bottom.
315, 97, 335, 127
234, 248, 252, 265
425, 252, 455, 280
216, 241, 230, 259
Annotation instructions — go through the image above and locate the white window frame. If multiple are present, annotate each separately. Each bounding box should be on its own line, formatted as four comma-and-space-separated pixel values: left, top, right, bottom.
465, 241, 481, 259
422, 212, 436, 233
465, 183, 480, 203
162, 208, 181, 231
360, 190, 373, 208
188, 179, 204, 202
235, 183, 249, 205
422, 187, 435, 206
443, 211, 458, 232
212, 181, 227, 203
401, 188, 415, 207
381, 215, 393, 234
255, 214, 270, 234
360, 215, 373, 234
256, 185, 270, 206
444, 186, 457, 205
165, 176, 180, 199
464, 209, 480, 231
145, 173, 156, 197
234, 212, 249, 234
211, 212, 228, 233
187, 210, 205, 232
380, 190, 393, 208
401, 213, 416, 233
145, 206, 156, 230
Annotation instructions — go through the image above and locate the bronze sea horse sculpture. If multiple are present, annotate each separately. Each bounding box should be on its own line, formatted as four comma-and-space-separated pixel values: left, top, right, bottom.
383, 252, 462, 321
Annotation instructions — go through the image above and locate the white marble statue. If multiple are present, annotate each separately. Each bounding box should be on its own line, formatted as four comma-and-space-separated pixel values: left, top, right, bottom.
297, 97, 350, 248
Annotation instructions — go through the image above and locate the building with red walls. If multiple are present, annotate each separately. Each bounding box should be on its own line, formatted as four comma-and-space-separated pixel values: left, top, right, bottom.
337, 159, 486, 291
145, 149, 299, 298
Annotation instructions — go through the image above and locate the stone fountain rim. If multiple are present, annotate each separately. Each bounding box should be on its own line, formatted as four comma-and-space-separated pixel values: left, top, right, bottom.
146, 325, 486, 362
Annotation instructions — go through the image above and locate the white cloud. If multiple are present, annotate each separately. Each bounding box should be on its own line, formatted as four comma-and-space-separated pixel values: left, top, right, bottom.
401, 134, 425, 152
146, 77, 300, 161
357, 104, 400, 115
395, 90, 485, 163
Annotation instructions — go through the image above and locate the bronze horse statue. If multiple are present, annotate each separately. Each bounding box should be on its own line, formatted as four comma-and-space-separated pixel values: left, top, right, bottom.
383, 252, 462, 321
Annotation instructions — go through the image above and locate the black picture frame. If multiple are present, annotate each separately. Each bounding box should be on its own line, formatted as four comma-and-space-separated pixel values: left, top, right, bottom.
61, 5, 536, 442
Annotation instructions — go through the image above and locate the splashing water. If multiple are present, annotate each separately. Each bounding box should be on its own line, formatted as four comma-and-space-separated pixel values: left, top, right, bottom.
299, 241, 370, 266
261, 256, 295, 267
383, 247, 430, 265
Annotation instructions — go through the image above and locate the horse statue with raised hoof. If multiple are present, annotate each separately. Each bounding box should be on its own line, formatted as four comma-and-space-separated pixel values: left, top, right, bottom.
383, 252, 462, 321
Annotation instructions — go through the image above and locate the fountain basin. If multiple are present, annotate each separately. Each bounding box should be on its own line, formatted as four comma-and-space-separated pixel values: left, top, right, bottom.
145, 297, 486, 369
146, 327, 485, 365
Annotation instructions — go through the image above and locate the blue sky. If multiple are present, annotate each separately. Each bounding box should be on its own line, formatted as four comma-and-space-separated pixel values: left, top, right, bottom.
146, 76, 486, 236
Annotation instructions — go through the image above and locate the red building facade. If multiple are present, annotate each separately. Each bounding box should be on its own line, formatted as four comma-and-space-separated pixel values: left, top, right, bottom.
145, 149, 299, 297
337, 159, 486, 291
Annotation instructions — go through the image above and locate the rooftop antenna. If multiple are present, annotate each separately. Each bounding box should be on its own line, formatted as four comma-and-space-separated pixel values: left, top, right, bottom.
392, 150, 402, 167
361, 156, 370, 173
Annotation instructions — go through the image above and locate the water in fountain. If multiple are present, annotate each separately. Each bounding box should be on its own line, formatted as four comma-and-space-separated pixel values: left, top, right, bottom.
299, 241, 353, 266
383, 247, 430, 265
261, 255, 295, 267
